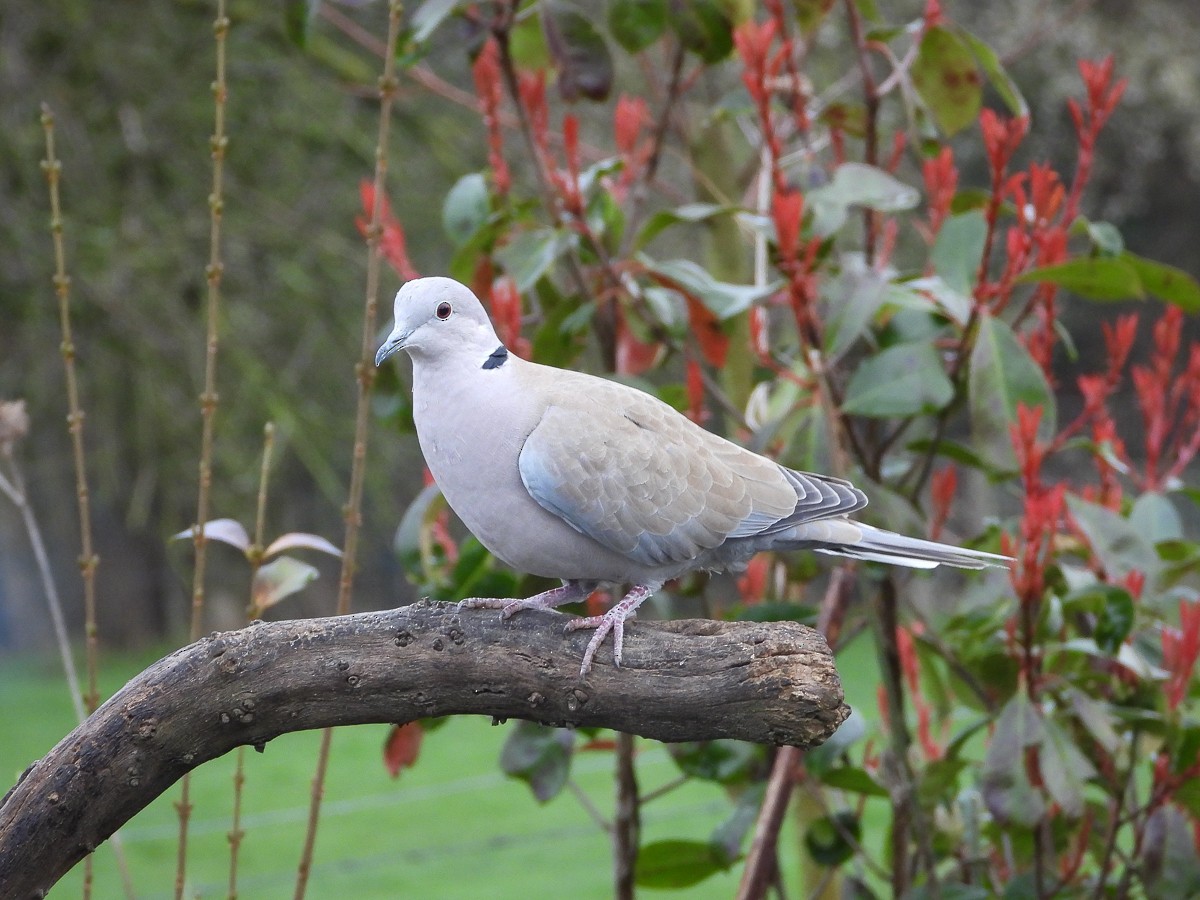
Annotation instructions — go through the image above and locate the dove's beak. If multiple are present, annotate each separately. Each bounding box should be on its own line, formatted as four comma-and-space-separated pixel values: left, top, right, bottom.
374, 333, 406, 367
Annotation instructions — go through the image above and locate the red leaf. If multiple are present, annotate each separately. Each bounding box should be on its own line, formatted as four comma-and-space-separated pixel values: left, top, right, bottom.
686, 296, 729, 368
357, 181, 419, 281
383, 722, 424, 778
579, 738, 618, 752
616, 311, 660, 375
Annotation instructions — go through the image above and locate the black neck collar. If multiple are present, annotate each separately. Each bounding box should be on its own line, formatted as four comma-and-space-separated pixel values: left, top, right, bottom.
481, 344, 509, 370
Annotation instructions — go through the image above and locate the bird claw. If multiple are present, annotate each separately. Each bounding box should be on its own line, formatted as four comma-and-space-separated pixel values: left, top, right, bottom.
566, 610, 626, 676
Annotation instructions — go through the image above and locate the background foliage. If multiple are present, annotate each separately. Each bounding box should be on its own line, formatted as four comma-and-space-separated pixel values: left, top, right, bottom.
4, 0, 1200, 897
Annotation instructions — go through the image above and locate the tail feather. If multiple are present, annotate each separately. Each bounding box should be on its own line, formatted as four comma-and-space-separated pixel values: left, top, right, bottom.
780, 520, 1012, 570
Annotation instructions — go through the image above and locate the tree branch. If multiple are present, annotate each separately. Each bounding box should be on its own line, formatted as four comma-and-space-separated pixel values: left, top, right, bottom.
0, 601, 847, 897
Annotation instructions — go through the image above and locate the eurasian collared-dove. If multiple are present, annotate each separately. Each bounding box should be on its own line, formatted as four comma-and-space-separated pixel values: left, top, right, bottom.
376, 277, 1010, 675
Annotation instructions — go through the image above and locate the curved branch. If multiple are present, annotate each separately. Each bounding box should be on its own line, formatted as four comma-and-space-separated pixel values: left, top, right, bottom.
0, 601, 847, 897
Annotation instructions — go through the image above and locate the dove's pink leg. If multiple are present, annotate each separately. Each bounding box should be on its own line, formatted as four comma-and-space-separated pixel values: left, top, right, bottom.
566, 583, 657, 675
459, 581, 592, 619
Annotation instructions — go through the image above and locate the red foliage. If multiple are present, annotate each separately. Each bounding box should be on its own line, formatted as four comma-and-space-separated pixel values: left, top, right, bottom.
1163, 600, 1200, 711
685, 355, 707, 424
737, 553, 770, 604
615, 310, 660, 376
928, 465, 957, 540
485, 276, 532, 359
382, 722, 423, 778
921, 147, 957, 240
685, 296, 729, 368
472, 39, 511, 196
357, 181, 419, 281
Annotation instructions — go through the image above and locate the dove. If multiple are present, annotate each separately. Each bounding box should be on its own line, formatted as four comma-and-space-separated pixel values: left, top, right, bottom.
375, 277, 1010, 676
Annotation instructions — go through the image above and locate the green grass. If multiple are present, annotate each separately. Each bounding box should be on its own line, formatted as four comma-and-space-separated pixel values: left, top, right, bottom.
1, 634, 886, 898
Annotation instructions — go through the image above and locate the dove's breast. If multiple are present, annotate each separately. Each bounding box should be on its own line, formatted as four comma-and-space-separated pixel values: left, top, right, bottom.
410, 355, 658, 584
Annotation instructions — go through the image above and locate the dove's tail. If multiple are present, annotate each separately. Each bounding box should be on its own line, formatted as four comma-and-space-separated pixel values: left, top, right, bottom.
777, 520, 1012, 570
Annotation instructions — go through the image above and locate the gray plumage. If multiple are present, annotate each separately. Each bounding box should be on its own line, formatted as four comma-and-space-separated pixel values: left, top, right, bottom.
376, 277, 1010, 675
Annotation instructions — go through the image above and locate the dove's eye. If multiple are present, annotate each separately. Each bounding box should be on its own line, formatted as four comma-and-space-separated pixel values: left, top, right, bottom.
435, 301, 452, 320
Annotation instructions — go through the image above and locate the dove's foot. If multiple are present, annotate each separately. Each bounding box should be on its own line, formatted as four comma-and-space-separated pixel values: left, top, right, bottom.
458, 581, 592, 620
565, 584, 657, 676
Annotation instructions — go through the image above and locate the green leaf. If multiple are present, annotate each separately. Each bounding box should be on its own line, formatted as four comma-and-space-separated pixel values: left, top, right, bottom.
410, 0, 460, 43
819, 765, 888, 797
499, 721, 573, 803
1124, 252, 1200, 312
794, 0, 837, 32
967, 312, 1056, 466
252, 556, 319, 611
442, 173, 490, 246
959, 28, 1028, 117
496, 228, 574, 292
916, 757, 969, 808
904, 275, 971, 325
912, 26, 983, 136
1067, 689, 1121, 754
981, 693, 1045, 827
542, 2, 613, 101
393, 482, 445, 571
1142, 806, 1200, 900
1094, 588, 1136, 655
667, 740, 760, 784
1016, 257, 1144, 301
642, 257, 778, 319
510, 7, 552, 70
806, 163, 920, 238
172, 518, 251, 555
1076, 217, 1125, 256
635, 202, 733, 250
283, 0, 322, 48
1066, 495, 1158, 581
608, 0, 667, 52
635, 840, 727, 889
1040, 717, 1096, 817
1131, 492, 1183, 544
822, 254, 889, 360
670, 0, 733, 63
905, 437, 999, 475
931, 210, 987, 295
710, 783, 764, 865
804, 810, 860, 866
842, 342, 954, 417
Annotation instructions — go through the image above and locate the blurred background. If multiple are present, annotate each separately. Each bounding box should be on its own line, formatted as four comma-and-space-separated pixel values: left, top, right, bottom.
4, 1, 1200, 896
3, 0, 1200, 651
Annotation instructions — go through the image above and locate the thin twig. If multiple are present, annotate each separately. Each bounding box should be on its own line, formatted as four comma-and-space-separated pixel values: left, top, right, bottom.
292, 3, 404, 895
228, 423, 276, 900
38, 106, 101, 720
613, 731, 640, 900
738, 570, 853, 899
176, 4, 230, 894
567, 779, 612, 833
39, 103, 123, 900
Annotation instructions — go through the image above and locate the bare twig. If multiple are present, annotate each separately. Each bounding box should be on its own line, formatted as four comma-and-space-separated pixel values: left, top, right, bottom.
175, 3, 231, 893
227, 423, 276, 900
38, 103, 121, 900
293, 2, 404, 895
613, 731, 640, 900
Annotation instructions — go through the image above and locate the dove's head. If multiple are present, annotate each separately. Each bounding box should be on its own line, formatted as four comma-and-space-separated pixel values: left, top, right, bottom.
375, 277, 501, 366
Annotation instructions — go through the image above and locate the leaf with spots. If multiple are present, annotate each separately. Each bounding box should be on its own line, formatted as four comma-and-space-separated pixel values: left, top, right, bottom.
913, 26, 982, 136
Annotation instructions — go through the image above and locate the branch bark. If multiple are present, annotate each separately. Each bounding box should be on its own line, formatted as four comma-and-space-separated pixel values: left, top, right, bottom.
0, 600, 848, 898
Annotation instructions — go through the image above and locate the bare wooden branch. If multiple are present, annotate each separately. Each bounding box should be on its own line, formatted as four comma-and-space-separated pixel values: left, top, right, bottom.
0, 601, 848, 898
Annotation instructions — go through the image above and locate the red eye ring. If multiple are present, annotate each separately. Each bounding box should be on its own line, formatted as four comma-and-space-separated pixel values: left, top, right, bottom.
435, 302, 452, 320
